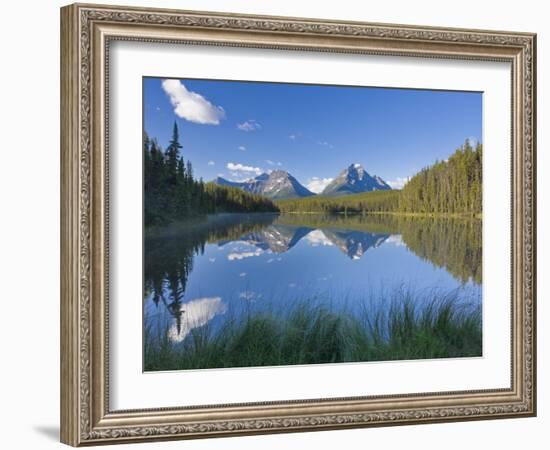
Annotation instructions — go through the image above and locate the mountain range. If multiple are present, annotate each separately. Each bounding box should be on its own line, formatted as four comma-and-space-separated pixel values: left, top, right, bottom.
214, 164, 391, 200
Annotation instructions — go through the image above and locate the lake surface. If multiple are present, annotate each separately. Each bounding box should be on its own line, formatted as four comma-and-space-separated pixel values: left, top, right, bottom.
143, 213, 482, 347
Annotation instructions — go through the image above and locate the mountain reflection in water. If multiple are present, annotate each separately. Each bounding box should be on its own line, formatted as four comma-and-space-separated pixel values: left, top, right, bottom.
144, 213, 482, 345
220, 224, 389, 259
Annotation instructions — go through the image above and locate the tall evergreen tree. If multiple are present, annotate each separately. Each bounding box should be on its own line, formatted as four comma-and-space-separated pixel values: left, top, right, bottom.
143, 131, 151, 191
165, 122, 183, 186
186, 160, 193, 181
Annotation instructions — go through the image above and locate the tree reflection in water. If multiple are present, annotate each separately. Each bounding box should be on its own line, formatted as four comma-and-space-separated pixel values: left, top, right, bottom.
144, 213, 482, 340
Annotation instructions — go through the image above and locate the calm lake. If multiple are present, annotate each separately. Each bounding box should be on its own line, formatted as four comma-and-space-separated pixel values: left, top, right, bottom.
144, 213, 482, 348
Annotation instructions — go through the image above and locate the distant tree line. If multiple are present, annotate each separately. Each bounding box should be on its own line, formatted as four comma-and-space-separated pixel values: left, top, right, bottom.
276, 140, 482, 216
276, 190, 400, 214
144, 123, 279, 226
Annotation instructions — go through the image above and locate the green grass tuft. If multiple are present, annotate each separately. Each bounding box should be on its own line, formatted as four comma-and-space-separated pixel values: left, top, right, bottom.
144, 289, 481, 371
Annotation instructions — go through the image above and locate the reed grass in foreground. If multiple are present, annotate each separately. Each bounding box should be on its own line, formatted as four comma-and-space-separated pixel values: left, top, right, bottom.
144, 290, 481, 371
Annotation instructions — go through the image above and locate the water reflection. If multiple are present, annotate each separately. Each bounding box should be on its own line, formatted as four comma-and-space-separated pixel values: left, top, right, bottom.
219, 223, 391, 259
144, 213, 482, 347
167, 297, 226, 343
321, 229, 389, 259
224, 225, 313, 253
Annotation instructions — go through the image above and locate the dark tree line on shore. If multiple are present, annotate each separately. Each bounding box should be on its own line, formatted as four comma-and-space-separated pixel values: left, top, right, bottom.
144, 123, 279, 226
276, 190, 400, 214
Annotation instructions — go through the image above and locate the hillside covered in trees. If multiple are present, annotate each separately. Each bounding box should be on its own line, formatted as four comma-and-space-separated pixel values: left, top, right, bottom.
398, 140, 482, 214
144, 123, 279, 226
276, 140, 482, 216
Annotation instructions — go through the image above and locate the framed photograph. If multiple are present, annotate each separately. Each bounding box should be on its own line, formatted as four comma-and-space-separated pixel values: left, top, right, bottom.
60, 3, 537, 446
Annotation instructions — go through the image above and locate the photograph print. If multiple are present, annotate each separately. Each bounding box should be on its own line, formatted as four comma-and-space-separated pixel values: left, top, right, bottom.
143, 77, 483, 372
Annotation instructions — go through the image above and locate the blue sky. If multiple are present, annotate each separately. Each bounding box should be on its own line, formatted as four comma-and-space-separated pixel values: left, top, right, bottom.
143, 77, 482, 191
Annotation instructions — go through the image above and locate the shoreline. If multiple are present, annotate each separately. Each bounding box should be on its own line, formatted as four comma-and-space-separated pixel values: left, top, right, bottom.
144, 210, 482, 235
275, 211, 482, 219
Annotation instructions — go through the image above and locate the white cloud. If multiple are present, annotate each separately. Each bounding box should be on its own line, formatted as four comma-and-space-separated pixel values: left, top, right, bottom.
227, 249, 263, 261
237, 119, 261, 131
226, 162, 263, 177
238, 145, 246, 151
317, 141, 334, 149
239, 272, 247, 277
167, 297, 226, 343
161, 79, 225, 125
289, 134, 296, 140
306, 177, 334, 193
265, 160, 283, 166
207, 160, 215, 166
229, 174, 249, 182
387, 177, 411, 190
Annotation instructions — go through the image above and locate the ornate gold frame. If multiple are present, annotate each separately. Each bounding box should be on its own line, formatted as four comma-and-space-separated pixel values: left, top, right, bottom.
60, 3, 536, 446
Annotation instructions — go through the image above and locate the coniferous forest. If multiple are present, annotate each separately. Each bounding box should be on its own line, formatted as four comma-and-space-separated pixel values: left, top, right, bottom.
144, 123, 279, 226
398, 140, 482, 215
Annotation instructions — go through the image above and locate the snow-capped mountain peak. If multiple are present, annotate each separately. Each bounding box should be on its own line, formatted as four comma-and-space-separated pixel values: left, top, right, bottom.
322, 163, 391, 195
214, 170, 314, 200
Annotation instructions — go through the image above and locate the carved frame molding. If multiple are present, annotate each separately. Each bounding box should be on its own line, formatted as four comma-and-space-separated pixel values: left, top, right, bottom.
60, 3, 536, 446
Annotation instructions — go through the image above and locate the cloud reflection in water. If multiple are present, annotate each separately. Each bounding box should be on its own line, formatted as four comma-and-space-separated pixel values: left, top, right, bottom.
168, 297, 227, 343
